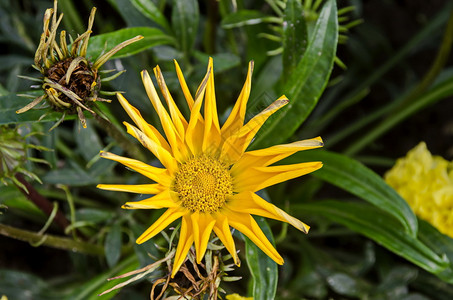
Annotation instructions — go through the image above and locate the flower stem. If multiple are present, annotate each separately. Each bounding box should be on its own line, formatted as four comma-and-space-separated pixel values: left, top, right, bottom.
14, 173, 70, 231
0, 223, 104, 255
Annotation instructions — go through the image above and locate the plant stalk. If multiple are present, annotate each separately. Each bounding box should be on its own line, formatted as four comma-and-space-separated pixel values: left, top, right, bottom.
14, 173, 70, 231
0, 223, 104, 255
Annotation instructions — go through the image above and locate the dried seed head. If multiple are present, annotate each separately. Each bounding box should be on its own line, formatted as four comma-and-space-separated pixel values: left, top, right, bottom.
44, 57, 98, 113
17, 0, 142, 129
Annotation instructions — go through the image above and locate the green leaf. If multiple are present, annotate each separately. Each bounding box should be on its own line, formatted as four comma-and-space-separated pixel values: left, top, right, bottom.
326, 273, 372, 298
86, 27, 175, 61
171, 0, 199, 57
221, 10, 268, 29
344, 73, 453, 155
298, 200, 449, 277
282, 0, 308, 80
245, 217, 278, 300
130, 0, 171, 32
288, 149, 418, 237
65, 255, 139, 300
0, 93, 74, 125
43, 162, 96, 186
105, 223, 122, 268
0, 186, 45, 217
252, 0, 338, 148
418, 219, 453, 283
193, 52, 241, 73
75, 120, 103, 162
109, 0, 155, 27
0, 55, 33, 71
75, 208, 115, 224
0, 269, 61, 299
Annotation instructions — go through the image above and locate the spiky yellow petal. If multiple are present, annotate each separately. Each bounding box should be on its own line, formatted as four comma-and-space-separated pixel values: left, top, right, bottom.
136, 208, 186, 244
99, 151, 171, 186
225, 210, 283, 265
221, 96, 289, 163
234, 161, 322, 192
231, 136, 323, 174
221, 61, 254, 139
96, 183, 163, 194
122, 189, 179, 209
172, 215, 194, 278
117, 93, 170, 151
212, 213, 239, 265
98, 59, 323, 278
228, 192, 310, 233
191, 212, 216, 263
123, 122, 179, 173
153, 65, 188, 138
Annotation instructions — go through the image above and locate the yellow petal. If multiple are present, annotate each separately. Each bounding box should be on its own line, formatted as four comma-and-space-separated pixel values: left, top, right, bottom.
136, 208, 186, 244
123, 122, 179, 173
202, 57, 221, 153
99, 151, 171, 186
172, 215, 194, 278
212, 213, 239, 265
221, 96, 289, 163
234, 161, 322, 192
122, 189, 179, 209
225, 209, 283, 265
141, 70, 184, 159
221, 61, 254, 139
96, 183, 164, 194
191, 212, 216, 263
174, 60, 194, 109
185, 66, 210, 156
231, 137, 323, 175
153, 65, 188, 139
116, 93, 170, 151
228, 192, 309, 233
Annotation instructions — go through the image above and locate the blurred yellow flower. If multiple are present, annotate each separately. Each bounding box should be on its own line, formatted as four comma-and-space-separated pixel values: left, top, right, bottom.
226, 293, 253, 300
98, 58, 323, 277
385, 142, 453, 237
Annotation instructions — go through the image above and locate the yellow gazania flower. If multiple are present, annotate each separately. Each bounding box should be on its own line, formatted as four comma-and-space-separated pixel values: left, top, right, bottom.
385, 142, 453, 237
226, 294, 253, 300
97, 58, 323, 277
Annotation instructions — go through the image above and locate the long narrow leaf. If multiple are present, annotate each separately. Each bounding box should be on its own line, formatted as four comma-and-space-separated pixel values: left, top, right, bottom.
130, 0, 171, 32
171, 0, 199, 58
245, 217, 278, 300
0, 93, 75, 125
288, 149, 418, 236
282, 0, 308, 80
86, 27, 175, 60
252, 0, 338, 149
297, 200, 450, 279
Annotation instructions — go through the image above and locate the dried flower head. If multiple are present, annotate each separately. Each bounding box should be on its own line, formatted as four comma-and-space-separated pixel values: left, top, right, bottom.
17, 0, 142, 129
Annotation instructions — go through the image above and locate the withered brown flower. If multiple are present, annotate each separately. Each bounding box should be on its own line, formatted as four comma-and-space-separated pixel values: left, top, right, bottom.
17, 0, 142, 129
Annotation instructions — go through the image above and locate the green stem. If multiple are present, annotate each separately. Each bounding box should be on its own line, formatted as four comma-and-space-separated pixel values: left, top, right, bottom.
394, 10, 453, 111
203, 0, 218, 54
14, 173, 70, 231
0, 223, 104, 255
344, 78, 453, 156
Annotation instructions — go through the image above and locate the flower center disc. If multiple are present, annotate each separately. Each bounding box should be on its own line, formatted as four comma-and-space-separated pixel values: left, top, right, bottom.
174, 155, 233, 213
45, 58, 96, 112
